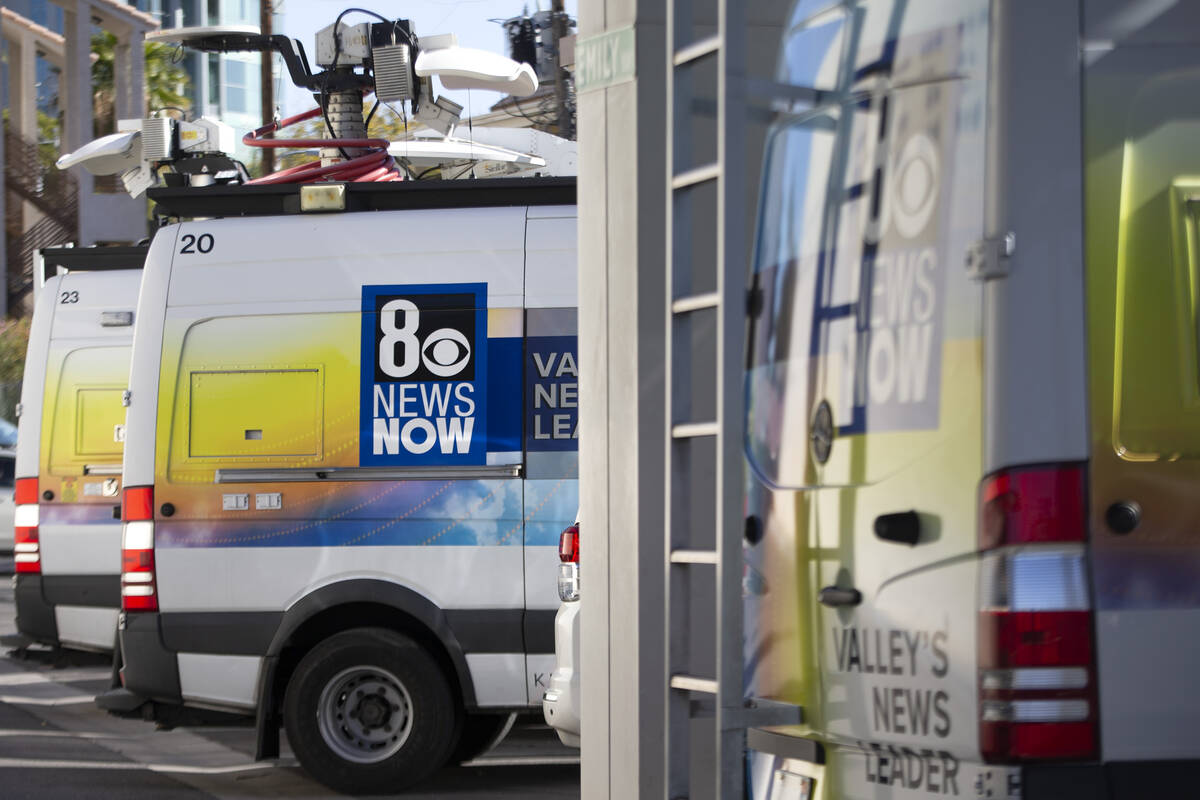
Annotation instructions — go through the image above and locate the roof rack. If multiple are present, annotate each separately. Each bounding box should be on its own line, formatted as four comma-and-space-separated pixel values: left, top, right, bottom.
148, 176, 576, 220
38, 245, 149, 284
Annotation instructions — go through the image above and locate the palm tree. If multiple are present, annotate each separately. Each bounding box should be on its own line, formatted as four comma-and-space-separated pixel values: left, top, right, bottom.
91, 31, 191, 136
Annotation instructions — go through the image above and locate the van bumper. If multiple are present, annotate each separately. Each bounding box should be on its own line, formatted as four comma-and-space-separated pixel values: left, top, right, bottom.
1024, 760, 1200, 799
116, 611, 182, 704
541, 600, 580, 747
14, 574, 58, 645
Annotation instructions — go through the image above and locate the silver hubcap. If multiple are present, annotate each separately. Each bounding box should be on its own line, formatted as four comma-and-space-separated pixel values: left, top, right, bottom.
317, 665, 414, 763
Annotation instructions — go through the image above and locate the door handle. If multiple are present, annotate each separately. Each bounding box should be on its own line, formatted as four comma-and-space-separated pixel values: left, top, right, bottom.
874, 510, 920, 545
818, 586, 862, 607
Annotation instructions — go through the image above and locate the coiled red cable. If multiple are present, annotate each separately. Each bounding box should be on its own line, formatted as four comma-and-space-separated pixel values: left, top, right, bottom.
242, 105, 403, 184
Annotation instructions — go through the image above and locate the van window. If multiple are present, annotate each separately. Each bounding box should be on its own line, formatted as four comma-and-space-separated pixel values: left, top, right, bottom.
745, 0, 989, 489
746, 116, 838, 489
1103, 66, 1200, 459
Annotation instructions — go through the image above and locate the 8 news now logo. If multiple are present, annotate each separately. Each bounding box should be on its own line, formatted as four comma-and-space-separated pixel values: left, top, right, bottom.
360, 283, 488, 466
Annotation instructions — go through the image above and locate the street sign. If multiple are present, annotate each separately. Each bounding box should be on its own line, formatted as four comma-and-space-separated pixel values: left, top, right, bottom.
575, 27, 636, 94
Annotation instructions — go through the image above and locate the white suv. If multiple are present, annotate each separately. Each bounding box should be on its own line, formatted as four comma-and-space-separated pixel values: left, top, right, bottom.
541, 518, 580, 747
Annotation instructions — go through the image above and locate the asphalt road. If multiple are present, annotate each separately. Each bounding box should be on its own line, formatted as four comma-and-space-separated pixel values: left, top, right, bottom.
0, 570, 580, 799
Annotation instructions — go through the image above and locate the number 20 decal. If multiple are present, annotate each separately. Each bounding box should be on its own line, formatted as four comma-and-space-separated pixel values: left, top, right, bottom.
179, 233, 214, 254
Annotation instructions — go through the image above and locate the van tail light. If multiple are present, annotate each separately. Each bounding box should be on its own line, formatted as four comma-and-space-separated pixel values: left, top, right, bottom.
559, 524, 580, 563
14, 478, 39, 574
977, 463, 1097, 762
557, 523, 579, 602
121, 486, 157, 612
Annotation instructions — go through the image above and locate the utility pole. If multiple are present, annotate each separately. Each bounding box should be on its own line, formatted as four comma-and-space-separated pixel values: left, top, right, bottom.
259, 0, 275, 174
551, 0, 572, 139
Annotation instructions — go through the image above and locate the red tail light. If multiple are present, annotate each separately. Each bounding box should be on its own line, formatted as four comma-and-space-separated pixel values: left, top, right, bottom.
122, 485, 154, 522
121, 486, 157, 612
977, 463, 1097, 762
559, 524, 579, 563
15, 477, 38, 505
14, 477, 39, 574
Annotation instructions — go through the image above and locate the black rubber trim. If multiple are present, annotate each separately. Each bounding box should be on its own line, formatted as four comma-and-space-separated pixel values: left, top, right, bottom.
262, 580, 477, 704
523, 608, 556, 655
41, 574, 120, 608
1023, 760, 1200, 799
118, 612, 182, 704
747, 729, 826, 764
159, 611, 282, 656
14, 574, 58, 645
445, 609, 525, 654
149, 177, 576, 219
39, 246, 147, 283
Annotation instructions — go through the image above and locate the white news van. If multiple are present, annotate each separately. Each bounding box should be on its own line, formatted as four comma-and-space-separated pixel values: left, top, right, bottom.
104, 178, 579, 794
742, 1, 1200, 798
14, 249, 144, 652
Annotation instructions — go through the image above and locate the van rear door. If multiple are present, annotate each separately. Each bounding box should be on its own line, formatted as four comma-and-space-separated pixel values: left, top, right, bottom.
745, 1, 990, 795
522, 206, 579, 702
1084, 4, 1200, 762
37, 269, 140, 648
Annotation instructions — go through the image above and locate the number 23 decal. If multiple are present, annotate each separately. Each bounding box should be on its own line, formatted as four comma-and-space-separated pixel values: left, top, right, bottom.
59, 290, 79, 304
179, 233, 214, 254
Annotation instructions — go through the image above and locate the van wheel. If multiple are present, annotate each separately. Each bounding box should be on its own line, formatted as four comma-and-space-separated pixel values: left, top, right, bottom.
284, 628, 459, 795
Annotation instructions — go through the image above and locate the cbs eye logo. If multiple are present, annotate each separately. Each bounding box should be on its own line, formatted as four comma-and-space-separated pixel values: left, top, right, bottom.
375, 294, 475, 382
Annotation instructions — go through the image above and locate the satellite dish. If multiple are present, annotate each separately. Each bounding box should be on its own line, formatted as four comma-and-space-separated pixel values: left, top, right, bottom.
56, 130, 142, 176
146, 24, 261, 44
387, 139, 546, 168
415, 47, 539, 97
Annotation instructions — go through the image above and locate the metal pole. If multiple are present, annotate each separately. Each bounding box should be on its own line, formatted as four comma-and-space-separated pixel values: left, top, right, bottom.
551, 0, 572, 139
259, 0, 275, 174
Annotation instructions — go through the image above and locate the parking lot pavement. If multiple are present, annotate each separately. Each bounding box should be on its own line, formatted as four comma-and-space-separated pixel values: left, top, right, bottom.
0, 578, 580, 799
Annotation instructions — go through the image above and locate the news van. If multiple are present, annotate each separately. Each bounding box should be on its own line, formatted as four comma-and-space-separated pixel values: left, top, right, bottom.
105, 178, 579, 793
743, 1, 1200, 798
14, 249, 144, 652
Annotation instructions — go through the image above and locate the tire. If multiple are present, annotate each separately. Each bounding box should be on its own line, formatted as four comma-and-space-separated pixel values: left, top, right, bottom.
283, 627, 460, 795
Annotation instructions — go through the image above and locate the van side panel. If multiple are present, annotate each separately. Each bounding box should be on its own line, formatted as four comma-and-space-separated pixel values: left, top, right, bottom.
15, 276, 60, 481
1084, 0, 1200, 761
982, 0, 1089, 473
140, 210, 553, 710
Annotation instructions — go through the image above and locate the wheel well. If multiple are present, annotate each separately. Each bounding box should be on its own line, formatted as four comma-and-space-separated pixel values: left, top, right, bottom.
269, 602, 469, 723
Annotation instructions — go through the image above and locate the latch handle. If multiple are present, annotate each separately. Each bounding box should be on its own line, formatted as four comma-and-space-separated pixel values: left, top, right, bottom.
965, 232, 1015, 281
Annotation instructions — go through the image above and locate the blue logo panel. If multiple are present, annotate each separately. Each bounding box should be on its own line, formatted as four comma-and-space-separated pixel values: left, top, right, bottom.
360, 283, 488, 466
526, 335, 578, 452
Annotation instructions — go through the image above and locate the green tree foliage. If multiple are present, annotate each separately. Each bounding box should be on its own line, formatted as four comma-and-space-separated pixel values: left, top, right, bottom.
91, 31, 191, 136
0, 318, 30, 384
37, 110, 61, 170
0, 317, 31, 419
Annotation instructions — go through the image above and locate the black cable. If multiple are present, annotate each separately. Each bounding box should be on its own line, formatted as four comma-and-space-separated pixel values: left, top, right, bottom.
365, 100, 380, 128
